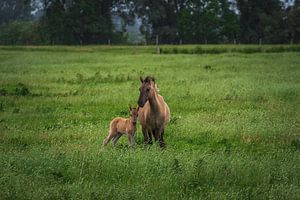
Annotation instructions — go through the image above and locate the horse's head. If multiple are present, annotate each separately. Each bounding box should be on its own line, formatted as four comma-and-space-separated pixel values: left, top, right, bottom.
138, 76, 157, 107
129, 106, 139, 125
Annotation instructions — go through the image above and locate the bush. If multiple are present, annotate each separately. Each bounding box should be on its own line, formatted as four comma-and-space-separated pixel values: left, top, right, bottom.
0, 21, 42, 45
0, 88, 7, 96
265, 46, 286, 53
204, 48, 227, 54
172, 47, 178, 54
179, 48, 189, 54
239, 47, 262, 53
194, 46, 205, 54
14, 83, 30, 96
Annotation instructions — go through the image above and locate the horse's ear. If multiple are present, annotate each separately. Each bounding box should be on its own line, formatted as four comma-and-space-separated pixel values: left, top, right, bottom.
140, 76, 143, 83
129, 105, 132, 111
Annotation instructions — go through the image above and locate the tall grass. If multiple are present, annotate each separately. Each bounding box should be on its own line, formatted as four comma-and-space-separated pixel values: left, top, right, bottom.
160, 44, 300, 54
0, 46, 299, 199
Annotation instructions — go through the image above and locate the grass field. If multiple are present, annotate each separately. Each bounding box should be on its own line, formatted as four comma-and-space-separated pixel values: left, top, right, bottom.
0, 45, 299, 199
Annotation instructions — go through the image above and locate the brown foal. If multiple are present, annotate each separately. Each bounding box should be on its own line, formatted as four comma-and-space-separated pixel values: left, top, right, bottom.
103, 106, 139, 147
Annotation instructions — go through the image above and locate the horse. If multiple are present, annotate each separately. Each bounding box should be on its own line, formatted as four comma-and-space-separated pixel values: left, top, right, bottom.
102, 106, 139, 147
137, 76, 170, 148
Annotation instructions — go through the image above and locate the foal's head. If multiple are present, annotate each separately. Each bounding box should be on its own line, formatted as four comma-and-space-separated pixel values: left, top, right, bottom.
129, 106, 139, 125
138, 76, 158, 107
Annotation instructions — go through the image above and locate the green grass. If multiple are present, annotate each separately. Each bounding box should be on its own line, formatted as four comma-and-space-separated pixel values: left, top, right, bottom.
160, 44, 300, 54
0, 45, 299, 199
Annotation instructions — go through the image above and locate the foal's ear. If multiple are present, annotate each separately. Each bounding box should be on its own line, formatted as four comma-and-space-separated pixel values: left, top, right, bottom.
155, 84, 160, 92
140, 76, 143, 83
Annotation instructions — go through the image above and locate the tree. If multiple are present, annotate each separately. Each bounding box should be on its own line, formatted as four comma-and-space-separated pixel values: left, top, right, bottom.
0, 21, 41, 44
219, 0, 240, 43
39, 0, 67, 44
66, 0, 113, 44
0, 0, 32, 26
177, 0, 239, 44
130, 0, 239, 44
286, 0, 300, 43
40, 0, 114, 44
237, 0, 285, 43
133, 0, 180, 44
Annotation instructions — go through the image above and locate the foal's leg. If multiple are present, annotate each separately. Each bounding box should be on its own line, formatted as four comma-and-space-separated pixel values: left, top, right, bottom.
103, 131, 115, 146
127, 133, 135, 147
112, 133, 122, 146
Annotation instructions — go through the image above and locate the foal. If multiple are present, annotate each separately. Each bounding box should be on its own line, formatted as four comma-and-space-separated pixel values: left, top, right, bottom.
102, 106, 139, 147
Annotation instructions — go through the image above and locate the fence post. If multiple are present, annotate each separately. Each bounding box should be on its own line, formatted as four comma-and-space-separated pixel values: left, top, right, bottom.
156, 34, 160, 54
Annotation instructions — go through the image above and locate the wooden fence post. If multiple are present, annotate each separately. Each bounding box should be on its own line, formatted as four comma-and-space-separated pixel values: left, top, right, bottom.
156, 34, 160, 54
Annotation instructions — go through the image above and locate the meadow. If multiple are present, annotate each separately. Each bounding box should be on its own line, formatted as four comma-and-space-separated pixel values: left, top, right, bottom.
0, 45, 299, 199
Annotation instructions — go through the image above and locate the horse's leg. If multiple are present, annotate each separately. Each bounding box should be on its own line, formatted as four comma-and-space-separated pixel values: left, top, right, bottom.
148, 130, 153, 145
152, 128, 159, 141
142, 126, 150, 145
158, 128, 166, 149
112, 133, 122, 146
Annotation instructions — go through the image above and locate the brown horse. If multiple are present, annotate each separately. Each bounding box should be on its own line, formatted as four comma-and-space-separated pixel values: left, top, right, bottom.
137, 76, 170, 148
102, 106, 139, 147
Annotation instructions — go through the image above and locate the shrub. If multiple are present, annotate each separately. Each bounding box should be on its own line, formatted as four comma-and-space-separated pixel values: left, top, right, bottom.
291, 139, 300, 150
203, 65, 212, 70
172, 47, 178, 54
0, 21, 42, 45
205, 48, 227, 54
14, 83, 30, 96
288, 45, 300, 52
240, 47, 262, 53
194, 46, 205, 54
0, 88, 7, 96
265, 46, 286, 53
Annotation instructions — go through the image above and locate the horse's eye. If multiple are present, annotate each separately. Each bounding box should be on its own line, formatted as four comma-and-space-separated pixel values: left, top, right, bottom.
147, 88, 150, 92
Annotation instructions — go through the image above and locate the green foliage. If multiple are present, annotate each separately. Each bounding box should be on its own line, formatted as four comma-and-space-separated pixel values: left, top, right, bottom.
237, 0, 287, 44
1, 1, 300, 44
39, 0, 118, 44
0, 21, 42, 45
133, 0, 239, 44
0, 0, 32, 25
160, 45, 300, 54
177, 0, 239, 44
286, 1, 300, 43
0, 88, 7, 96
14, 83, 30, 96
0, 46, 299, 199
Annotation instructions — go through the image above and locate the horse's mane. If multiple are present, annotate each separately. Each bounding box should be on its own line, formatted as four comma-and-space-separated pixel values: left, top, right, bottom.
144, 76, 155, 83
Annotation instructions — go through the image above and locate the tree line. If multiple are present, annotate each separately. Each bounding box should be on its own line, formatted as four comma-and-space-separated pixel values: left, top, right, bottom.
0, 0, 299, 45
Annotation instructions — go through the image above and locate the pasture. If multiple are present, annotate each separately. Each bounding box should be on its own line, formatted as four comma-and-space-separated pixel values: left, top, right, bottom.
0, 45, 299, 199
